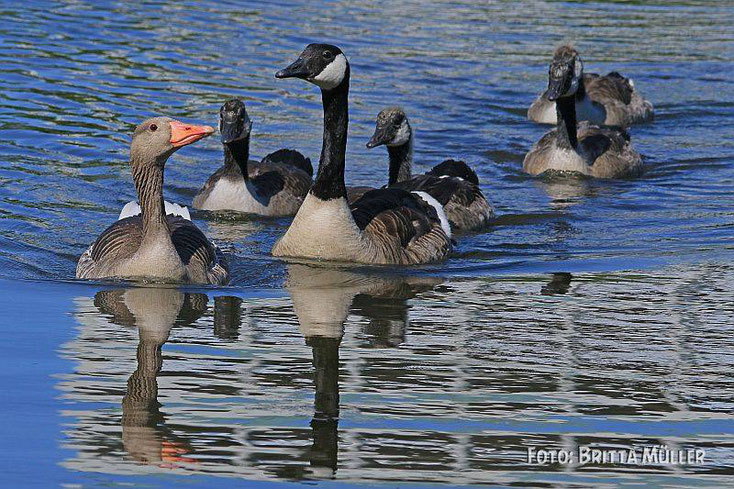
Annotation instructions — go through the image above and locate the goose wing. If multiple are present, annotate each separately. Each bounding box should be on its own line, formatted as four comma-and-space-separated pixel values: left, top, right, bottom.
585, 71, 633, 105
350, 188, 451, 264
168, 216, 230, 285
392, 165, 493, 231
346, 185, 376, 204
259, 148, 313, 177
578, 122, 643, 178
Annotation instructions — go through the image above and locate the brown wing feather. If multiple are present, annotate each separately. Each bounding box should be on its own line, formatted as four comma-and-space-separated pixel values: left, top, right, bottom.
351, 188, 451, 264
78, 215, 228, 284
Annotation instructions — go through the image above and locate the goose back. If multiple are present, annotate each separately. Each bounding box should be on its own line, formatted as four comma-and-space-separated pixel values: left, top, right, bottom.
523, 121, 643, 178
77, 214, 228, 284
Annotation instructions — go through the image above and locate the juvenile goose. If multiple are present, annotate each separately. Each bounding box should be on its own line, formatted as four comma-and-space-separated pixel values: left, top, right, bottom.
528, 46, 653, 127
365, 107, 494, 232
273, 43, 451, 265
193, 99, 312, 216
76, 117, 229, 284
523, 46, 643, 179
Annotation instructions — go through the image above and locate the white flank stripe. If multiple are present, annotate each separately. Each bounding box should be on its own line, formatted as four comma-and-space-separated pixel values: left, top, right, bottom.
412, 191, 451, 239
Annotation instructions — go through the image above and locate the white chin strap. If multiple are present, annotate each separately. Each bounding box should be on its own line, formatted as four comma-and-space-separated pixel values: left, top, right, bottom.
311, 54, 347, 90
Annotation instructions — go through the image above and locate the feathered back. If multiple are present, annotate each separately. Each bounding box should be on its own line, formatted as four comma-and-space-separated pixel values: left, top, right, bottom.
261, 148, 313, 176
426, 159, 479, 185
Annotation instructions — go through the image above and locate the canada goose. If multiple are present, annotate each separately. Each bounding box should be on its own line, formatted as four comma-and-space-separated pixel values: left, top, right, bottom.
193, 99, 313, 216
273, 44, 451, 265
523, 45, 643, 179
76, 117, 230, 284
365, 107, 494, 232
528, 46, 653, 127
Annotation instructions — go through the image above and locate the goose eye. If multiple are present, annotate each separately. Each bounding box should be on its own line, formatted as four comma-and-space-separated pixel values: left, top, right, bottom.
323, 50, 333, 60
149, 123, 158, 132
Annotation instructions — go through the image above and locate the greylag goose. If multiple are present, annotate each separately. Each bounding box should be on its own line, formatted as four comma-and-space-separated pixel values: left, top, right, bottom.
76, 117, 229, 284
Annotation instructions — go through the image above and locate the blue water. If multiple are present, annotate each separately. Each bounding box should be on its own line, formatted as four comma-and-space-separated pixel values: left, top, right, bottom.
0, 1, 733, 487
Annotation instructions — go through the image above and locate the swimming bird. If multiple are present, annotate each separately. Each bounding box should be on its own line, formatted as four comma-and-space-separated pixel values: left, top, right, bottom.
528, 46, 653, 127
365, 107, 494, 232
76, 117, 229, 284
193, 99, 312, 216
523, 45, 643, 179
273, 43, 451, 265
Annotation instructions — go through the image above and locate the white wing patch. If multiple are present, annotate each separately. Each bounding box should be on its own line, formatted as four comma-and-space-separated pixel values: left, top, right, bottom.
118, 201, 191, 220
412, 191, 451, 239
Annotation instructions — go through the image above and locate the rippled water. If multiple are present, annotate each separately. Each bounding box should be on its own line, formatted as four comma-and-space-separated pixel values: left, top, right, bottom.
0, 1, 732, 487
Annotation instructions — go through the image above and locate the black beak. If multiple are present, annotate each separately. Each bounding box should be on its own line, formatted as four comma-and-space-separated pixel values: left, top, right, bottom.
546, 76, 568, 101
275, 58, 310, 80
220, 116, 252, 144
366, 124, 391, 149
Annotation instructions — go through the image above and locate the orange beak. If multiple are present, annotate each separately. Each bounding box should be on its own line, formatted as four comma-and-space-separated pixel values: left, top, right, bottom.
169, 120, 215, 148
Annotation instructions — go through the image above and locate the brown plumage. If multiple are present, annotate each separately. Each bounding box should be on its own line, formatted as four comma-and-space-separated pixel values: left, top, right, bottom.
76, 117, 229, 284
193, 100, 312, 216
272, 43, 451, 265
528, 45, 654, 127
523, 121, 643, 178
363, 107, 494, 233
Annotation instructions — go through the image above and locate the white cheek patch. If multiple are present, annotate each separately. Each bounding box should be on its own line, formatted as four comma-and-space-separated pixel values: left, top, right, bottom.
564, 59, 583, 97
311, 54, 347, 90
388, 120, 411, 146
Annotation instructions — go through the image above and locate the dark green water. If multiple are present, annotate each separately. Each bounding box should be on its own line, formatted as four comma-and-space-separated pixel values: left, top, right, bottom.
0, 1, 732, 487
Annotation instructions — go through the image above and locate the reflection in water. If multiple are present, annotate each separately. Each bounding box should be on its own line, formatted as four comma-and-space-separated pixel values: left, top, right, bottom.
541, 273, 573, 295
59, 263, 734, 486
90, 288, 241, 467
285, 264, 441, 478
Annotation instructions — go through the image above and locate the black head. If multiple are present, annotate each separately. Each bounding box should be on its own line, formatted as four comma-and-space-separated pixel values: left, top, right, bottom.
219, 99, 252, 144
546, 45, 584, 101
275, 43, 349, 90
367, 107, 411, 148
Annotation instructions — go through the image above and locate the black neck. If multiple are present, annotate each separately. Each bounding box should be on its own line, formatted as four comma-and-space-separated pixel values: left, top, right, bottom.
311, 70, 350, 201
386, 135, 413, 186
223, 137, 251, 180
575, 75, 587, 101
555, 95, 578, 149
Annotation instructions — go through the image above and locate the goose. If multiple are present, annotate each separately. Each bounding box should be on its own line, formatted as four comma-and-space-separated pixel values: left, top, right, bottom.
193, 99, 313, 216
523, 45, 643, 179
364, 107, 494, 232
272, 43, 451, 265
528, 45, 653, 127
76, 117, 230, 284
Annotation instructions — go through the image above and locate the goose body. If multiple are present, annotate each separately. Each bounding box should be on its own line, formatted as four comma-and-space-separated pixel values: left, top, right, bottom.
528, 53, 653, 127
76, 117, 229, 285
193, 100, 312, 216
523, 45, 643, 179
364, 107, 494, 232
272, 44, 451, 265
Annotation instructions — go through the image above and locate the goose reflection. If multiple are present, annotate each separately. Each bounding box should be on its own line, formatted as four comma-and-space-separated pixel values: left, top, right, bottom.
535, 176, 595, 209
284, 264, 440, 478
92, 287, 241, 467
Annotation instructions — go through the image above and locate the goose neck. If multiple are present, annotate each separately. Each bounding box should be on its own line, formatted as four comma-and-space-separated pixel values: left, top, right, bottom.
131, 155, 169, 240
387, 134, 413, 186
311, 77, 350, 201
223, 137, 251, 180
555, 95, 578, 150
